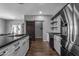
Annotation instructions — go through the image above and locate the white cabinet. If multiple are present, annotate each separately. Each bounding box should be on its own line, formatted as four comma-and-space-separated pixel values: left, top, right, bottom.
0, 47, 8, 56
5, 45, 15, 56
19, 36, 29, 56
12, 36, 29, 56
12, 41, 21, 56
0, 44, 14, 56
54, 35, 62, 55
0, 36, 29, 56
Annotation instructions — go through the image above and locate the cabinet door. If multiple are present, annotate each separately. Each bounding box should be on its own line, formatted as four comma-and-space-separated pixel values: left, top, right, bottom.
54, 35, 61, 55
5, 44, 15, 56
11, 41, 21, 56
18, 38, 26, 56
26, 21, 35, 41
18, 37, 29, 56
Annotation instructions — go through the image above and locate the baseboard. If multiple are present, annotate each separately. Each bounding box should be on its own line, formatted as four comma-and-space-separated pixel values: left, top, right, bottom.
43, 40, 49, 42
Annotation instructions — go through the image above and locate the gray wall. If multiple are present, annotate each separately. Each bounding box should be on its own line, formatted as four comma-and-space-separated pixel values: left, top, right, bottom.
0, 19, 7, 46
0, 19, 6, 34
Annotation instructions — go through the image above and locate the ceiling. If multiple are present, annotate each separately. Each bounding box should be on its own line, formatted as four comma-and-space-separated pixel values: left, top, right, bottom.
0, 3, 66, 20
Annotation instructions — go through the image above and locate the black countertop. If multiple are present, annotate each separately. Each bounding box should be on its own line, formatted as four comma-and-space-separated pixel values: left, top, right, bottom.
0, 34, 29, 49
49, 32, 61, 38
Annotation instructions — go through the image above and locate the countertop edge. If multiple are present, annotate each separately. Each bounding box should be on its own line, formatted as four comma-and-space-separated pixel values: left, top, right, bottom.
0, 34, 29, 49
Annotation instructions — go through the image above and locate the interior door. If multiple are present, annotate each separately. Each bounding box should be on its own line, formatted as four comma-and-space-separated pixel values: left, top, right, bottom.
35, 22, 43, 39
26, 21, 35, 41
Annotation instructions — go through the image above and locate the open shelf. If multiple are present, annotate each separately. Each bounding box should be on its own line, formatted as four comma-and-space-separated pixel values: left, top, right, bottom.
51, 21, 57, 24
51, 27, 58, 30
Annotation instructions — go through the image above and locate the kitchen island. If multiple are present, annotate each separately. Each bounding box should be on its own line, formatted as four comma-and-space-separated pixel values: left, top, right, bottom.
0, 34, 29, 56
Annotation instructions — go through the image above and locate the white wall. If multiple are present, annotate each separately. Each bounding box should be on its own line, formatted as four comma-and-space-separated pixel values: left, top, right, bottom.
43, 16, 53, 41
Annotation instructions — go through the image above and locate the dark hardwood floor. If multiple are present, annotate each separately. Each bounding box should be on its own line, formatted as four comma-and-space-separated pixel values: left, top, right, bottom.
26, 38, 58, 56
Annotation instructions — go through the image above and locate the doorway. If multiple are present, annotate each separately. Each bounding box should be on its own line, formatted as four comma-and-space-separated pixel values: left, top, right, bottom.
35, 21, 43, 41
26, 21, 43, 41
26, 21, 35, 41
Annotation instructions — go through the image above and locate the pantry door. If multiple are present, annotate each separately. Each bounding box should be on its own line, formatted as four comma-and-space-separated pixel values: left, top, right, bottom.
26, 21, 35, 41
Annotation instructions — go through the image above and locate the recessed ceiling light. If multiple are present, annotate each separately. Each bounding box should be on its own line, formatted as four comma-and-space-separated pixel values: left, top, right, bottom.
39, 11, 42, 14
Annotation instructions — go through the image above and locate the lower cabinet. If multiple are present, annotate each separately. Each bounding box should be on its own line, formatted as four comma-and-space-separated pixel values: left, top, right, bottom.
0, 36, 29, 56
18, 36, 29, 56
49, 38, 54, 50
54, 35, 61, 55
0, 44, 14, 56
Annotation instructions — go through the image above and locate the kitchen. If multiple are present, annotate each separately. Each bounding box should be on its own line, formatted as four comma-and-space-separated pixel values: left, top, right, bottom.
0, 3, 79, 56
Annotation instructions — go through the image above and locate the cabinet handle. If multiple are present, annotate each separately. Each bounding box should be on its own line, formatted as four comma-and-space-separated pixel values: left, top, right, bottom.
0, 51, 6, 56
15, 47, 20, 52
23, 41, 26, 45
